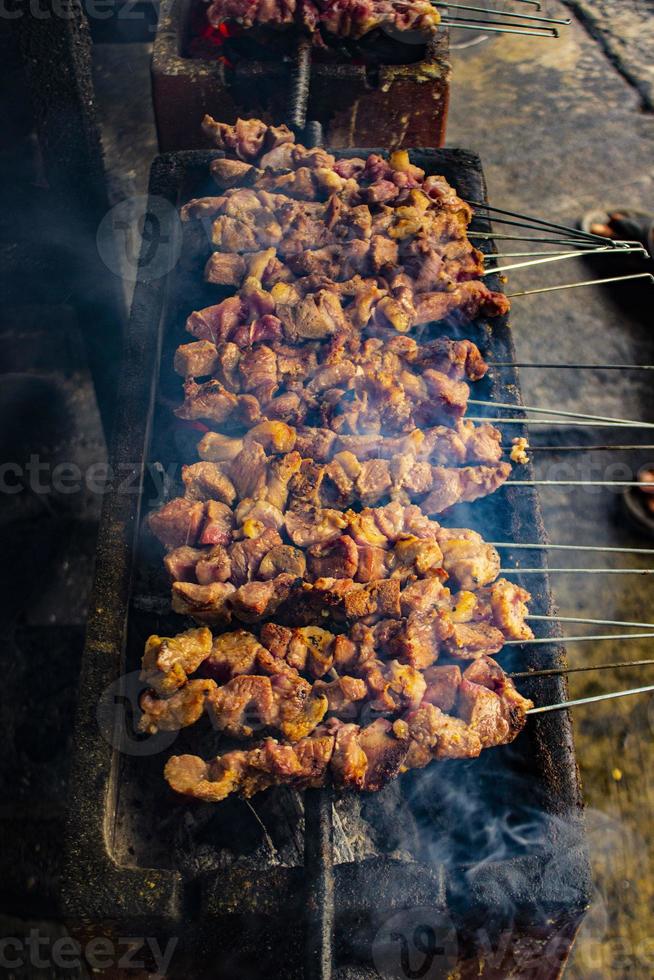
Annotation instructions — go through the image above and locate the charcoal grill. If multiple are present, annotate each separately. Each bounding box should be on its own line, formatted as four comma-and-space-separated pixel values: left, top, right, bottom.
63, 147, 591, 978
152, 0, 450, 151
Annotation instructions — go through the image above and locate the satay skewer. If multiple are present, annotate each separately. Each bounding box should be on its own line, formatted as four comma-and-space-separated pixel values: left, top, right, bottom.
507, 479, 654, 487
507, 272, 654, 297
501, 567, 654, 575
467, 199, 620, 245
492, 542, 654, 556
506, 633, 654, 646
483, 245, 646, 275
441, 17, 557, 36
489, 362, 654, 371
511, 659, 654, 680
469, 417, 652, 428
469, 399, 654, 428
528, 614, 654, 629
436, 2, 569, 25
527, 684, 654, 714
503, 444, 654, 451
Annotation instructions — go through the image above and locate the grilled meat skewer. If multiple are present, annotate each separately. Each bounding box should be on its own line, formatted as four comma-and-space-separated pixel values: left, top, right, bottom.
163, 656, 532, 802
149, 465, 513, 624
196, 418, 504, 468
205, 0, 441, 46
140, 576, 533, 701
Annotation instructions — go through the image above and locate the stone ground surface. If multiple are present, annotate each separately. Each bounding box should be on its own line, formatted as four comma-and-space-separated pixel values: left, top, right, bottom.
448, 3, 654, 976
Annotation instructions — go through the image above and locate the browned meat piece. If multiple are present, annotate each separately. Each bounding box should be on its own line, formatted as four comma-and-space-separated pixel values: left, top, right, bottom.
228, 574, 298, 623
165, 728, 335, 802
391, 535, 443, 580
462, 656, 533, 739
205, 670, 327, 741
457, 674, 511, 749
399, 578, 451, 617
199, 501, 235, 546
473, 579, 534, 641
396, 703, 482, 764
381, 608, 454, 669
172, 581, 236, 622
258, 544, 307, 580
174, 340, 222, 378
436, 528, 501, 590
195, 545, 233, 585
139, 679, 217, 734
148, 498, 205, 549
203, 251, 247, 286
307, 534, 359, 580
421, 463, 512, 515
226, 442, 269, 501
285, 506, 348, 547
209, 158, 258, 189
205, 629, 268, 680
202, 116, 294, 161
182, 463, 237, 507
358, 659, 426, 714
413, 281, 510, 325
343, 578, 401, 621
422, 664, 462, 713
229, 528, 283, 585
163, 545, 209, 583
140, 627, 213, 695
444, 621, 505, 660
175, 378, 240, 424
235, 498, 286, 533
414, 338, 488, 381
328, 717, 410, 791
313, 675, 368, 719
261, 623, 336, 676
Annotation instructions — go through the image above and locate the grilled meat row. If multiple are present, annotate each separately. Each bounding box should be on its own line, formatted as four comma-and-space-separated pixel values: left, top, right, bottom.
162, 650, 532, 802
205, 2, 441, 48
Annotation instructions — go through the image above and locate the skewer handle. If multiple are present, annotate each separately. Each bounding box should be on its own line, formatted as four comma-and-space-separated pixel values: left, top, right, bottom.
528, 684, 654, 714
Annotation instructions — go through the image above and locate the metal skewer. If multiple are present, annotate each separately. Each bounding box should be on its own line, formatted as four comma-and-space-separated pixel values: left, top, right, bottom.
469, 399, 654, 428
492, 542, 654, 555
528, 614, 654, 629
489, 249, 602, 258
471, 232, 602, 246
468, 417, 650, 428
511, 659, 654, 680
484, 245, 646, 276
506, 632, 654, 646
441, 19, 557, 36
436, 2, 569, 25
507, 479, 654, 487
466, 199, 623, 247
527, 684, 654, 714
502, 444, 654, 452
501, 567, 654, 575
488, 362, 654, 371
507, 272, 654, 297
